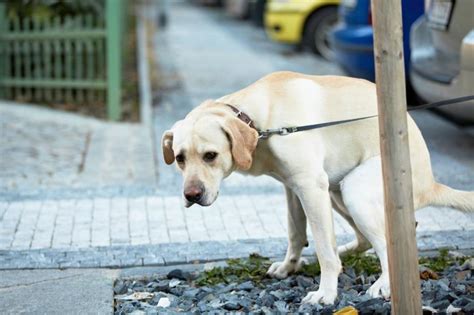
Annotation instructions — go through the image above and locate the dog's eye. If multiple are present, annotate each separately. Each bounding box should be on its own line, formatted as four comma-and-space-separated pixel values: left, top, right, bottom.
203, 152, 218, 162
176, 154, 185, 163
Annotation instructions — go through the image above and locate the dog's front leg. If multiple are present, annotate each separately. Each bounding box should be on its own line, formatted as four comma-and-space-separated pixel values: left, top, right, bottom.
267, 187, 308, 279
291, 173, 342, 305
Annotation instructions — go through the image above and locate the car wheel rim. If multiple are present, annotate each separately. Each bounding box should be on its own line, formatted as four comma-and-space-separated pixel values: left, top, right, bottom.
314, 16, 337, 60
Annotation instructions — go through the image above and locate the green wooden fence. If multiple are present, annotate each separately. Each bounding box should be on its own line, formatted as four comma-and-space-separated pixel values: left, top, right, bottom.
0, 0, 128, 120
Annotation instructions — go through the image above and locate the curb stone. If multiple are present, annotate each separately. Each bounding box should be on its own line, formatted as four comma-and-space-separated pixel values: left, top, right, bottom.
0, 230, 472, 270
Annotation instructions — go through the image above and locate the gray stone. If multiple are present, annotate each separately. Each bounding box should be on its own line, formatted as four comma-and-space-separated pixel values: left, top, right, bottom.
223, 301, 240, 311
274, 301, 288, 313
298, 303, 315, 313
197, 300, 210, 313
281, 277, 296, 288
177, 299, 193, 311
345, 268, 356, 279
218, 283, 237, 294
452, 297, 471, 308
182, 288, 200, 299
169, 279, 180, 288
167, 269, 189, 281
209, 298, 223, 309
260, 293, 275, 307
355, 298, 384, 312
169, 287, 185, 297
150, 280, 170, 292
338, 273, 353, 288
236, 281, 254, 291
296, 275, 314, 288
463, 301, 474, 313
269, 290, 285, 300
114, 281, 128, 295
431, 299, 450, 310
435, 289, 450, 302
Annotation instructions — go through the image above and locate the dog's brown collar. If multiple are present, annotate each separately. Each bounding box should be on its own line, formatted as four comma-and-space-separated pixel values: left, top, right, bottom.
226, 104, 257, 130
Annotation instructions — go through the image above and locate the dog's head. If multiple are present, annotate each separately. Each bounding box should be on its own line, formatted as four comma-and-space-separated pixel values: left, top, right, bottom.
162, 100, 259, 207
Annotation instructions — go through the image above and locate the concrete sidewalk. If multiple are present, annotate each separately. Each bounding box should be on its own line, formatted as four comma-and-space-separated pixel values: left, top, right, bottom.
0, 102, 156, 200
0, 268, 116, 315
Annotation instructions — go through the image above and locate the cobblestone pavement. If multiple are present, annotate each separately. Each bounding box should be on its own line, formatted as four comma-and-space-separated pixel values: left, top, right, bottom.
0, 102, 156, 200
0, 195, 473, 269
0, 2, 472, 269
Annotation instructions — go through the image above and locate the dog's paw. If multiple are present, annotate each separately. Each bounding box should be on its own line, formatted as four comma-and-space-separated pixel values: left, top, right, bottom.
302, 289, 337, 305
266, 258, 308, 279
366, 276, 391, 299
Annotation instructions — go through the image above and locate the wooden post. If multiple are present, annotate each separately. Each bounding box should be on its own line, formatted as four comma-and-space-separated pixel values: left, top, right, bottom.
371, 1, 422, 314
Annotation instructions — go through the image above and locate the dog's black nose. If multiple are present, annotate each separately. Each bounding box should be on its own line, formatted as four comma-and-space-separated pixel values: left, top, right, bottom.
184, 186, 204, 203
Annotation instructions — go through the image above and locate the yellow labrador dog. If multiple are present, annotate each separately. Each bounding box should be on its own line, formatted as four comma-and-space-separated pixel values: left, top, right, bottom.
162, 71, 473, 305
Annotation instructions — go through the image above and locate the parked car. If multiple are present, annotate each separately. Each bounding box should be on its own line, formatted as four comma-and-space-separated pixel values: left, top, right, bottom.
330, 0, 424, 83
224, 0, 250, 19
264, 0, 340, 60
410, 0, 474, 123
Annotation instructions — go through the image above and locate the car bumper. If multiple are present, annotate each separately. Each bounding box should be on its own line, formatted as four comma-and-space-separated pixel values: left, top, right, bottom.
265, 10, 305, 43
330, 23, 375, 81
410, 70, 474, 123
410, 20, 474, 122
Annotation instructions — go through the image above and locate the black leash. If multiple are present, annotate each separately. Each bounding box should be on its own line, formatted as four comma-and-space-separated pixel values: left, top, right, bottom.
257, 95, 474, 139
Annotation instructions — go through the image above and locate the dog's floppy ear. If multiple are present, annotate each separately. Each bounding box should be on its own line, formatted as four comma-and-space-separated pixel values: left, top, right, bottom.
162, 130, 175, 165
222, 118, 259, 170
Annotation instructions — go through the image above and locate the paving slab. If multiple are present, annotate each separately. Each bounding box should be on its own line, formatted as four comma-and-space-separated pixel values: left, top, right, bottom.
0, 268, 117, 314
0, 102, 157, 201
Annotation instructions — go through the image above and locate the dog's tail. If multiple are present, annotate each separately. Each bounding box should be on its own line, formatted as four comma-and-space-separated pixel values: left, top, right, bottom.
428, 183, 474, 212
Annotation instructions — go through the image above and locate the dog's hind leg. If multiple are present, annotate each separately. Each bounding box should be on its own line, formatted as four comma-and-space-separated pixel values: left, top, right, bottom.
330, 191, 371, 257
340, 156, 391, 299
267, 187, 308, 279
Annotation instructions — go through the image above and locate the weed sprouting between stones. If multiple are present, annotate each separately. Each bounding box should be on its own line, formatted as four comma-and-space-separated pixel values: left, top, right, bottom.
419, 248, 460, 272
195, 253, 272, 286
196, 252, 384, 286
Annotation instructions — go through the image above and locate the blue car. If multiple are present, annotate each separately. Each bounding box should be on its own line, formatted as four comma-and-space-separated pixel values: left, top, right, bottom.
330, 0, 424, 82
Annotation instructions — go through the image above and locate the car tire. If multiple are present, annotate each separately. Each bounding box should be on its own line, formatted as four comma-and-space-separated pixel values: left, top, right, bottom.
304, 7, 338, 61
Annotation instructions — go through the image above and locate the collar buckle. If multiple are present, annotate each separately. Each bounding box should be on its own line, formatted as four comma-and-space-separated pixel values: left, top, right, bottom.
258, 127, 297, 139
279, 126, 297, 136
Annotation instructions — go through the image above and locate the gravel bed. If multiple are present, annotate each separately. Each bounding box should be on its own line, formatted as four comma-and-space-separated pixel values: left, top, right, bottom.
114, 255, 474, 314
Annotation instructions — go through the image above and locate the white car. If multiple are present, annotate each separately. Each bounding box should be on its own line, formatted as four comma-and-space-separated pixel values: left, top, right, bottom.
410, 0, 474, 124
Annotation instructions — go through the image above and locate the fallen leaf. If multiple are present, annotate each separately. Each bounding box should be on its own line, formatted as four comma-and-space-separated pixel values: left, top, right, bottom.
334, 306, 358, 315
118, 292, 154, 301
420, 266, 439, 280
